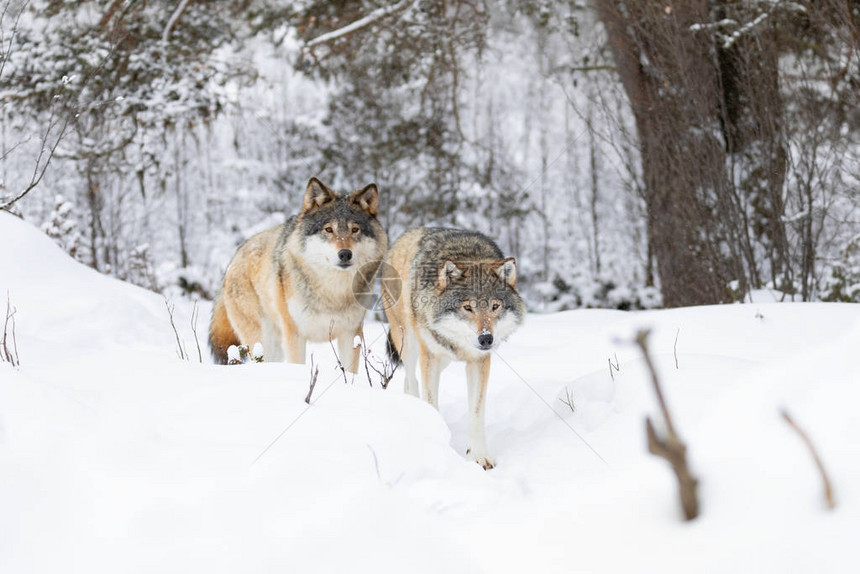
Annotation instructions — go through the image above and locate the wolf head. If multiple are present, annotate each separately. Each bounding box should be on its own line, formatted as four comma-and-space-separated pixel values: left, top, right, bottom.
429, 257, 525, 355
296, 178, 385, 271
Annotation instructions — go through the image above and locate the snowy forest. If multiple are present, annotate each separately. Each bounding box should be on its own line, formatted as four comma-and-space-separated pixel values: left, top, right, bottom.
2, 0, 859, 309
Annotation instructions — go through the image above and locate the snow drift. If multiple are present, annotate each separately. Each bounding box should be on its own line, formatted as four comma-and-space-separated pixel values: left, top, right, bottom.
2, 211, 859, 573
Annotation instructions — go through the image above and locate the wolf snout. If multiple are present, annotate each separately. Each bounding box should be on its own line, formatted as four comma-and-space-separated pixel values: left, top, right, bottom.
478, 332, 494, 350
337, 249, 353, 265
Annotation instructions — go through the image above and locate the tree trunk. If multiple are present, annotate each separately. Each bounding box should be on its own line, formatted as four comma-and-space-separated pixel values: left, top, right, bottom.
595, 1, 749, 307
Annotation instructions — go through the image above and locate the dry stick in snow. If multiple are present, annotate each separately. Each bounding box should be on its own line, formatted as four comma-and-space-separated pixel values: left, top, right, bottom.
190, 300, 202, 363
329, 321, 348, 385
636, 329, 699, 521
559, 387, 576, 413
305, 354, 319, 404
608, 353, 620, 382
360, 328, 401, 389
673, 327, 680, 369
780, 409, 836, 510
164, 297, 187, 360
2, 292, 19, 367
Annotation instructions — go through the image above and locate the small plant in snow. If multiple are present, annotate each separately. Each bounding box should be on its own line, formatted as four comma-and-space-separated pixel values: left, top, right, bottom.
226, 343, 262, 365
164, 297, 202, 362
252, 343, 264, 363
227, 345, 242, 365
559, 387, 576, 413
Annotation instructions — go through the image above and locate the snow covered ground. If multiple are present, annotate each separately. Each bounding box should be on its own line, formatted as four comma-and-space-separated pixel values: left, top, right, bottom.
2, 210, 858, 573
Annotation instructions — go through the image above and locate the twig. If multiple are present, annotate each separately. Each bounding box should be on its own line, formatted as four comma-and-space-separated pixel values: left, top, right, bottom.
0, 104, 74, 210
673, 327, 680, 370
559, 387, 576, 413
636, 329, 699, 521
190, 299, 202, 363
360, 328, 401, 389
1, 291, 20, 367
329, 321, 348, 385
360, 333, 373, 387
780, 409, 836, 510
305, 354, 319, 404
608, 353, 620, 382
164, 297, 187, 360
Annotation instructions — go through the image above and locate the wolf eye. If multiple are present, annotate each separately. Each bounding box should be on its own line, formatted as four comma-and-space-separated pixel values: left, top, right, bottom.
351, 226, 360, 234
462, 303, 473, 313
492, 302, 501, 311
324, 226, 334, 234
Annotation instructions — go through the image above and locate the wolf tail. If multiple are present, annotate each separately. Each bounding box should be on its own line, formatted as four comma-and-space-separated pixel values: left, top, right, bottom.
385, 328, 402, 366
209, 292, 239, 364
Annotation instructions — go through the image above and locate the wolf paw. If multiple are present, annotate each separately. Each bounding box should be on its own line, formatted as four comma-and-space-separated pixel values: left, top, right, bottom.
466, 448, 495, 470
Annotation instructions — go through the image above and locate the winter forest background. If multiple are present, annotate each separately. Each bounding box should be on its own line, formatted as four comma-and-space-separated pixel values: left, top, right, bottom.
1, 0, 858, 310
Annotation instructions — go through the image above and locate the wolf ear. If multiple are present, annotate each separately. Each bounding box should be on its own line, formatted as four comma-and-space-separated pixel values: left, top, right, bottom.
437, 260, 463, 291
494, 257, 517, 288
302, 178, 338, 213
349, 183, 379, 216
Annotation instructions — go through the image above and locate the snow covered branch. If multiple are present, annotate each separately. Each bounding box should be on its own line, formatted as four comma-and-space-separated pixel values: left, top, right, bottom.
162, 0, 194, 44
689, 1, 808, 50
722, 11, 770, 50
303, 0, 412, 50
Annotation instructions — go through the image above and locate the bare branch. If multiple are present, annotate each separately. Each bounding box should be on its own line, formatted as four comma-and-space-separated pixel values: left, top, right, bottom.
781, 409, 836, 510
1, 291, 20, 367
190, 299, 202, 363
305, 354, 319, 404
636, 329, 699, 520
0, 0, 29, 80
329, 321, 348, 385
0, 105, 75, 211
673, 327, 680, 370
97, 0, 125, 31
608, 353, 620, 382
559, 387, 576, 413
164, 297, 187, 360
636, 329, 677, 437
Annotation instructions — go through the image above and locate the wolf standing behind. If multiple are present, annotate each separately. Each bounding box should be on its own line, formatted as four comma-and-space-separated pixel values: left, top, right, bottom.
382, 228, 525, 469
209, 178, 388, 371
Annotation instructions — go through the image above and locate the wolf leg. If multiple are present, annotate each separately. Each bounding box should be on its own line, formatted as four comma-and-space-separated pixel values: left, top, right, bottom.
337, 328, 361, 374
419, 348, 443, 409
260, 317, 284, 362
274, 283, 306, 364
400, 331, 420, 397
284, 331, 306, 364
465, 355, 494, 469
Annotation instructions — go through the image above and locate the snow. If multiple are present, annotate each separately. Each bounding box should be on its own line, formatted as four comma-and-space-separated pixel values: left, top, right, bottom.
2, 211, 859, 573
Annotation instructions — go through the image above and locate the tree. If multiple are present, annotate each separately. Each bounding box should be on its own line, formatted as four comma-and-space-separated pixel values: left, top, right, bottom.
595, 0, 859, 306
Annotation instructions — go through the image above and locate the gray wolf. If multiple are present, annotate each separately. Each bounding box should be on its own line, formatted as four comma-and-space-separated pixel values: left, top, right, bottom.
209, 178, 388, 372
382, 228, 525, 469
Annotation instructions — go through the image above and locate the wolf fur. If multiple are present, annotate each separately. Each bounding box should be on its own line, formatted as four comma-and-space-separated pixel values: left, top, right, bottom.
382, 228, 525, 469
209, 178, 388, 372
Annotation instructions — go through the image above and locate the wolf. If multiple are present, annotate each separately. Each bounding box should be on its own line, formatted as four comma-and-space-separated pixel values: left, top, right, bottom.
209, 178, 388, 372
382, 228, 525, 469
